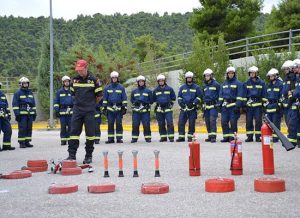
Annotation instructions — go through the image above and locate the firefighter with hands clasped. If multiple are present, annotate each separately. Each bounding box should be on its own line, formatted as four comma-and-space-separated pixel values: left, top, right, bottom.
176, 71, 202, 142
218, 67, 244, 143
281, 60, 297, 146
153, 74, 176, 142
102, 71, 127, 144
12, 77, 36, 148
54, 75, 73, 146
0, 82, 14, 151
202, 68, 220, 143
243, 66, 266, 142
264, 68, 283, 143
130, 75, 153, 143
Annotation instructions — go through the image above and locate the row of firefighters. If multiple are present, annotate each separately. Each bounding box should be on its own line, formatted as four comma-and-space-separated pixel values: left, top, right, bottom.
1, 59, 300, 152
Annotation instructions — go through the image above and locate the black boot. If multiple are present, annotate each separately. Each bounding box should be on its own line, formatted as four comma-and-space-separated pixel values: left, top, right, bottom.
229, 137, 234, 142
131, 139, 137, 143
94, 140, 100, 144
169, 138, 174, 142
187, 138, 192, 142
83, 155, 92, 164
116, 139, 123, 143
65, 153, 76, 160
105, 140, 114, 144
145, 138, 151, 143
245, 137, 253, 142
221, 137, 229, 143
61, 141, 67, 146
256, 137, 261, 142
273, 138, 279, 143
25, 142, 34, 148
210, 138, 216, 143
159, 138, 167, 142
2, 146, 15, 151
19, 142, 26, 148
176, 138, 185, 142
205, 137, 211, 142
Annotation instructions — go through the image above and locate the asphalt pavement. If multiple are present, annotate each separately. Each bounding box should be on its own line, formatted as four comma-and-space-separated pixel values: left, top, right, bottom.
0, 130, 300, 218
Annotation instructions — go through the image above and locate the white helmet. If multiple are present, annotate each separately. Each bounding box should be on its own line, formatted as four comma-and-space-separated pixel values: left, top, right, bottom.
19, 77, 29, 83
248, 66, 258, 73
136, 75, 146, 82
203, 68, 213, 76
185, 71, 194, 78
110, 71, 119, 78
157, 74, 166, 81
62, 75, 71, 82
281, 60, 294, 70
266, 68, 279, 77
293, 59, 300, 68
226, 66, 236, 73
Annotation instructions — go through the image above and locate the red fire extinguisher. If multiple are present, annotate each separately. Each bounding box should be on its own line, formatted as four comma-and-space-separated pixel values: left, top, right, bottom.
261, 123, 274, 175
230, 133, 243, 175
189, 135, 200, 176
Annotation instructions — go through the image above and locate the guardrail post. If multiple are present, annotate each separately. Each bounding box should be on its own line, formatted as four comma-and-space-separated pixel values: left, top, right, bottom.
288, 29, 292, 52
246, 38, 249, 57
5, 78, 8, 93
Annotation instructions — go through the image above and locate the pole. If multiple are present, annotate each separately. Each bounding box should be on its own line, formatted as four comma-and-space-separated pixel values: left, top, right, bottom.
49, 0, 54, 128
288, 29, 292, 52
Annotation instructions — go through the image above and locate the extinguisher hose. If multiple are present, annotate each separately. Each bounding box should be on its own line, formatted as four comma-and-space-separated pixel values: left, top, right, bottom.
230, 132, 237, 170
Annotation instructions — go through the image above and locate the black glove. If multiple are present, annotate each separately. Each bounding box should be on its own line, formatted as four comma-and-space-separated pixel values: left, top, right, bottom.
15, 115, 20, 122
32, 114, 36, 121
121, 106, 127, 115
179, 103, 186, 109
187, 102, 195, 109
55, 111, 60, 118
234, 107, 241, 113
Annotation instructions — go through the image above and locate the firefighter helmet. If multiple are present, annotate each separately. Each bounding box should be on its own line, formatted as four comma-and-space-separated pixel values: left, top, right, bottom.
136, 75, 146, 82
110, 71, 119, 78
226, 66, 236, 73
266, 68, 278, 77
62, 75, 71, 82
203, 68, 213, 76
185, 71, 194, 78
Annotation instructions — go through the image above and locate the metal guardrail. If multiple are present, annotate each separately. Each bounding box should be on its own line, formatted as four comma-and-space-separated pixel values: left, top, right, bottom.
127, 29, 300, 75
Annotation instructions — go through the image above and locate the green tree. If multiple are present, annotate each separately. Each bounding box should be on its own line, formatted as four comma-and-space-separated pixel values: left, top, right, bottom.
37, 32, 62, 116
190, 0, 262, 42
253, 49, 297, 80
133, 35, 168, 62
183, 35, 229, 85
265, 0, 300, 33
110, 38, 137, 84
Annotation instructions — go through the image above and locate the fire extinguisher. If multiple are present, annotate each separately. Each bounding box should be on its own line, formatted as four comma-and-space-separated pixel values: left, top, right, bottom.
189, 135, 200, 176
230, 133, 243, 175
261, 123, 274, 175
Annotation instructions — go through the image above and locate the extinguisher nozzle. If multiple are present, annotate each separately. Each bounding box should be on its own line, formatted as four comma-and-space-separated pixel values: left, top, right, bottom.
155, 170, 160, 177
118, 170, 124, 177
104, 171, 109, 178
133, 170, 139, 177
